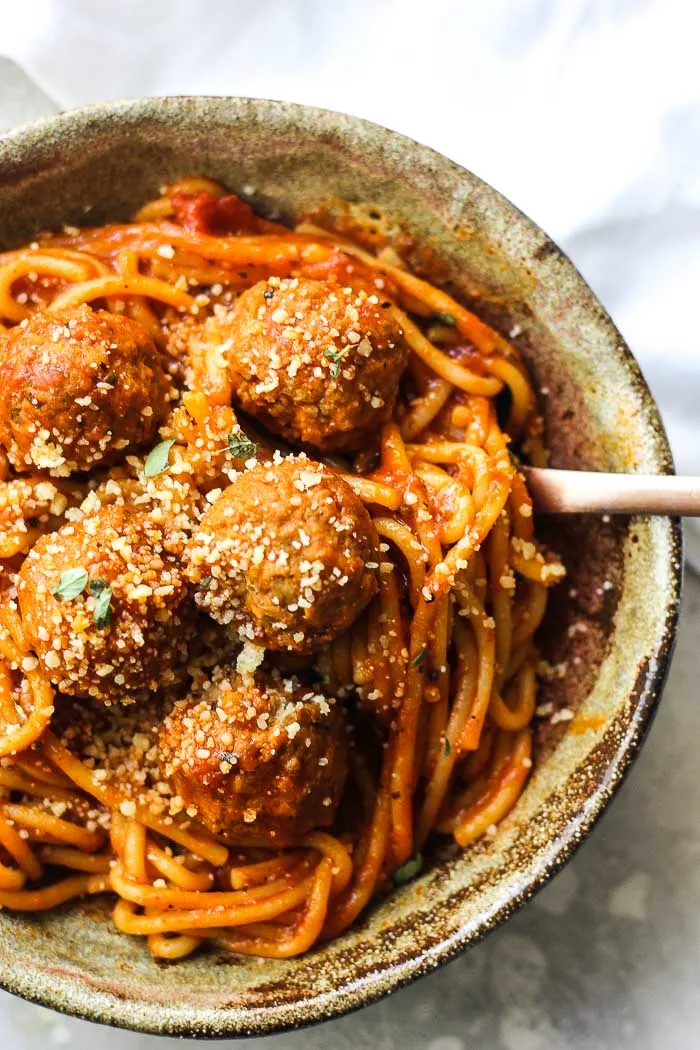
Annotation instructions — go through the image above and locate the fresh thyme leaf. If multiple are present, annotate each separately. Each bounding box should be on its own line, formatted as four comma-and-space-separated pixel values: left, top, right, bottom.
52, 568, 88, 602
90, 581, 113, 629
144, 438, 175, 478
444, 737, 451, 757
431, 311, 457, 326
227, 433, 258, 459
393, 853, 423, 886
323, 345, 351, 379
411, 648, 428, 668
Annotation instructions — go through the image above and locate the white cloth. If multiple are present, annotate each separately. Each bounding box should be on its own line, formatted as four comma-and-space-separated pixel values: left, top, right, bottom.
2, 0, 699, 563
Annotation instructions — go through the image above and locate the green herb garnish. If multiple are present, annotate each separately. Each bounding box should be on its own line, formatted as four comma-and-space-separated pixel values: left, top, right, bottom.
444, 738, 451, 757
411, 648, 428, 668
199, 576, 213, 591
431, 311, 457, 327
393, 853, 423, 886
227, 433, 258, 460
144, 438, 175, 478
52, 570, 113, 627
323, 346, 351, 379
52, 568, 89, 602
89, 579, 113, 629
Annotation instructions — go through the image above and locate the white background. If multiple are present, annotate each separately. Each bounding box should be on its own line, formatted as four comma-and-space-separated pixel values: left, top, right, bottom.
1, 4, 700, 1047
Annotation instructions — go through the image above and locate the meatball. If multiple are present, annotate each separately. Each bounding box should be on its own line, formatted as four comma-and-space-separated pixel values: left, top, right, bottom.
158, 666, 347, 845
17, 503, 194, 704
185, 454, 378, 652
0, 305, 172, 475
206, 275, 407, 452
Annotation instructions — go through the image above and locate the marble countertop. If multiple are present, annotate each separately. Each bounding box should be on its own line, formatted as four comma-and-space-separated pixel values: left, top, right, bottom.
1, 60, 699, 1050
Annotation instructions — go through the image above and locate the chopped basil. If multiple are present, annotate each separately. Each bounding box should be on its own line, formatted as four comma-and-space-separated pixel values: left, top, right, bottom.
393, 853, 423, 886
411, 648, 428, 668
52, 567, 89, 602
431, 311, 457, 327
323, 346, 351, 379
89, 579, 113, 629
144, 438, 175, 478
227, 432, 258, 459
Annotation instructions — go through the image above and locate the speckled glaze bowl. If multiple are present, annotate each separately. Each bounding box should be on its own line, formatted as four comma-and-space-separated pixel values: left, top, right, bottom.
0, 98, 682, 1038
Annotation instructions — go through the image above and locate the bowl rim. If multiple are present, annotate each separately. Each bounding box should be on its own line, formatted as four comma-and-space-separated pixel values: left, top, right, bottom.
0, 94, 684, 1039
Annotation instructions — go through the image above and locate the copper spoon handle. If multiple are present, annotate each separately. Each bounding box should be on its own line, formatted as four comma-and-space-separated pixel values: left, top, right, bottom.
523, 468, 700, 516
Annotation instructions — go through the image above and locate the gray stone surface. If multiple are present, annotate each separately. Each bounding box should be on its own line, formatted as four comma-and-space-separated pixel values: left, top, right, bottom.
1, 64, 698, 1050
0, 58, 58, 132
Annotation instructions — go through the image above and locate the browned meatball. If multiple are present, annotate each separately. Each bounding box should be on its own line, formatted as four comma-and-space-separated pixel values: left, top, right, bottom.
158, 666, 347, 845
203, 276, 407, 452
0, 305, 172, 475
185, 454, 378, 652
17, 503, 194, 704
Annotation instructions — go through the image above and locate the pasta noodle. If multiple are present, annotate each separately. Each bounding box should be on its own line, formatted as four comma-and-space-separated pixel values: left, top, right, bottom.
0, 179, 564, 960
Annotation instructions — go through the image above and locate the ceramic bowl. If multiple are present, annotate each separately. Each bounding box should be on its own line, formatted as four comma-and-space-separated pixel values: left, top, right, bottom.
0, 97, 682, 1038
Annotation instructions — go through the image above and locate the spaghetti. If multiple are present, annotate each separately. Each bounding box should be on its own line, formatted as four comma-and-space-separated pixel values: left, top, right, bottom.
0, 180, 564, 960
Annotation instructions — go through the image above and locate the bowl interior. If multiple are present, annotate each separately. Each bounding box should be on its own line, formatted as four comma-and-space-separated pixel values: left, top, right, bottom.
0, 98, 681, 1038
